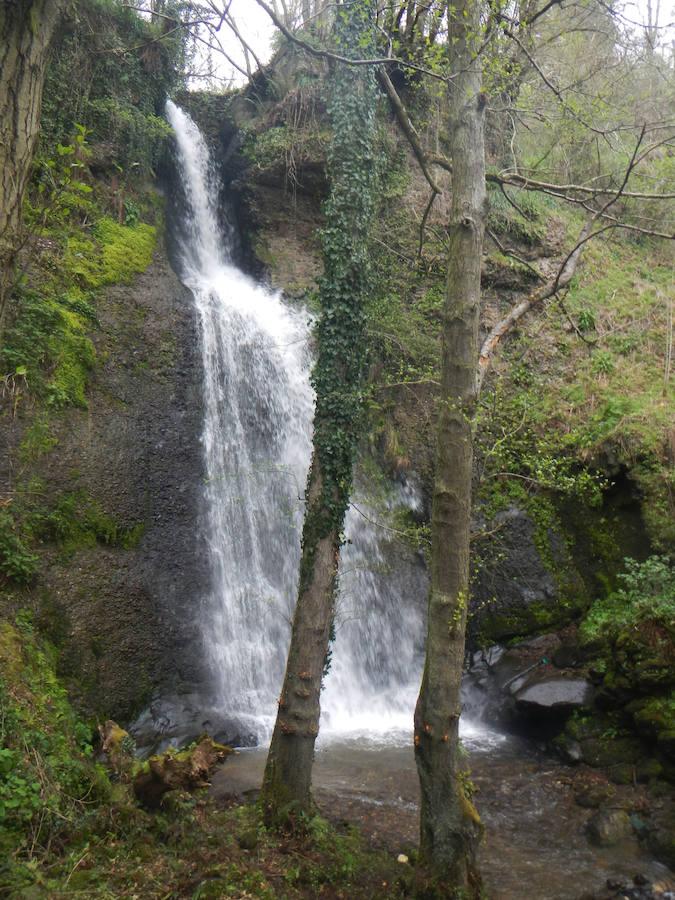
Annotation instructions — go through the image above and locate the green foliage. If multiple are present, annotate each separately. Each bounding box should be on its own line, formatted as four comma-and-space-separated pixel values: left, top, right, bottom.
18, 417, 58, 464
302, 0, 380, 558
0, 511, 39, 585
41, 0, 185, 176
0, 617, 109, 885
476, 378, 607, 508
31, 491, 145, 556
0, 489, 143, 587
580, 556, 675, 643
1, 286, 96, 409
486, 184, 551, 245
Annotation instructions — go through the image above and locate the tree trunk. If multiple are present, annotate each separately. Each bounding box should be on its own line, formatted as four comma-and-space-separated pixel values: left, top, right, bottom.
0, 0, 64, 336
413, 0, 487, 893
260, 0, 378, 824
260, 457, 339, 817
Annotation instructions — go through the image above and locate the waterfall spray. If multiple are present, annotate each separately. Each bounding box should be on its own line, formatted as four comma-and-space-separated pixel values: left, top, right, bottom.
166, 101, 441, 746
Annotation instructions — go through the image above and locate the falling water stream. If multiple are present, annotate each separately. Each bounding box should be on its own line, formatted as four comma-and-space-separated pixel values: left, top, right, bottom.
156, 104, 673, 898
165, 100, 448, 746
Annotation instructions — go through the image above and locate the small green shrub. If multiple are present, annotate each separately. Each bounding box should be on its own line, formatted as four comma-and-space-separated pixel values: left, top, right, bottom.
0, 617, 109, 873
0, 512, 38, 585
581, 555, 675, 642
1, 287, 96, 409
31, 492, 144, 556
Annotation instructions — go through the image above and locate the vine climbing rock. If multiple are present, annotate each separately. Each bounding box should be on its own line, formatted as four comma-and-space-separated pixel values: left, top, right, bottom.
133, 737, 232, 809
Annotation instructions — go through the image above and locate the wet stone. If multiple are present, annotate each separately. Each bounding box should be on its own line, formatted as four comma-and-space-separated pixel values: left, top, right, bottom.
586, 809, 633, 847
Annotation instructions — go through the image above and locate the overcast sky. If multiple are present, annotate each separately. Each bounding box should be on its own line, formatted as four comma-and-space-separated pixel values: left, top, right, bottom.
196, 0, 673, 88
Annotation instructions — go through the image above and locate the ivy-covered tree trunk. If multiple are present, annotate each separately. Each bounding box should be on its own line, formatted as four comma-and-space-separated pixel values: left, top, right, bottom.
413, 0, 487, 893
0, 0, 64, 336
260, 0, 378, 822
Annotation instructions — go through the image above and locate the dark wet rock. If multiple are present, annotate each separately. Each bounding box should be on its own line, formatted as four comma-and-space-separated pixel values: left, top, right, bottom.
514, 675, 594, 712
553, 641, 586, 669
469, 506, 589, 646
464, 635, 595, 736
563, 738, 585, 764
644, 790, 675, 870
586, 809, 633, 847
131, 694, 258, 756
592, 885, 675, 900
17, 249, 210, 722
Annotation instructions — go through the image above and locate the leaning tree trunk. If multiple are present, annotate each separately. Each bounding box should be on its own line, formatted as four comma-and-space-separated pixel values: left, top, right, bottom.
0, 0, 64, 337
260, 0, 378, 823
413, 0, 487, 893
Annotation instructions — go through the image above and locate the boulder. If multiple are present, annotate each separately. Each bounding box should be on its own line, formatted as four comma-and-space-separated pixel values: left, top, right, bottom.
131, 693, 258, 756
514, 675, 593, 712
586, 809, 632, 847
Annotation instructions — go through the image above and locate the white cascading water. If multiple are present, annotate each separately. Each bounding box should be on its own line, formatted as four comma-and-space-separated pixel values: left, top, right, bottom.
166, 101, 490, 748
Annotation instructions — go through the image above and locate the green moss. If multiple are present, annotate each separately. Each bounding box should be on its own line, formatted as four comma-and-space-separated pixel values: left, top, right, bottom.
96, 218, 156, 284
632, 694, 675, 740
1, 288, 96, 409
18, 416, 57, 464
31, 491, 145, 557
486, 183, 553, 244
475, 596, 586, 646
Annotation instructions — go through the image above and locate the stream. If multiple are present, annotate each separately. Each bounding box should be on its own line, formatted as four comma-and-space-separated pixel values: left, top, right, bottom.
211, 737, 671, 900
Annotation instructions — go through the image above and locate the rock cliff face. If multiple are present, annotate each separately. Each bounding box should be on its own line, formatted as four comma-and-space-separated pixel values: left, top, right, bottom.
3, 243, 210, 721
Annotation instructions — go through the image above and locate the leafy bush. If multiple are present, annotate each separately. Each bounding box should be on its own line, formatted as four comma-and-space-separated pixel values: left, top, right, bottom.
41, 0, 185, 176
0, 287, 96, 409
0, 512, 38, 585
30, 491, 145, 555
0, 617, 109, 881
581, 556, 675, 642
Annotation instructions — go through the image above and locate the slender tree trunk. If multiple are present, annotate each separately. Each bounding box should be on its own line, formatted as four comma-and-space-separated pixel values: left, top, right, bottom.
260, 458, 339, 816
413, 0, 487, 893
260, 0, 378, 823
0, 0, 64, 337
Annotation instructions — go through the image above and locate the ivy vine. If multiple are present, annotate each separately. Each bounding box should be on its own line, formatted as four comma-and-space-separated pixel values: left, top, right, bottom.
303, 0, 380, 557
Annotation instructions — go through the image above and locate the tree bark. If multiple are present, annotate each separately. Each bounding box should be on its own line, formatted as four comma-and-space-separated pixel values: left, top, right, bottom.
413, 0, 487, 893
0, 0, 64, 337
260, 458, 339, 817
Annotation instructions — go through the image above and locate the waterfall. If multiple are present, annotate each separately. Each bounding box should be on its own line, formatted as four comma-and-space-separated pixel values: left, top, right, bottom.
164, 101, 451, 748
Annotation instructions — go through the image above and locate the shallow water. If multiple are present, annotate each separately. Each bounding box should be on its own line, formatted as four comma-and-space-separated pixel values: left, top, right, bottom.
211, 733, 670, 900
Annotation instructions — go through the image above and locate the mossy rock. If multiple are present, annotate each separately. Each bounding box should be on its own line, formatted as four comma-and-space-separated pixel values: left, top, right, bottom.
586, 808, 632, 847
635, 758, 663, 782
573, 775, 616, 809
607, 763, 637, 785
630, 693, 675, 748
613, 622, 675, 691
581, 735, 643, 768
